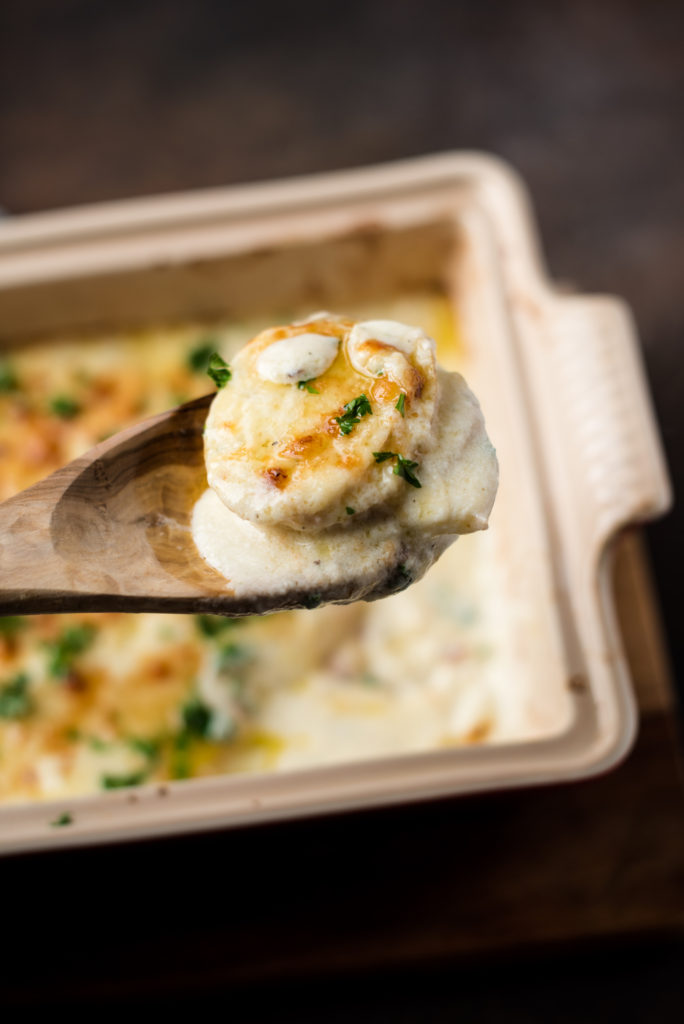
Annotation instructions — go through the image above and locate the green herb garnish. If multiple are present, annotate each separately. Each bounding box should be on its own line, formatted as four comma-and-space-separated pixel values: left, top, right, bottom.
46, 623, 96, 678
0, 672, 32, 720
195, 614, 238, 638
297, 379, 319, 394
127, 736, 161, 760
179, 695, 234, 745
87, 735, 111, 752
181, 696, 214, 739
187, 341, 217, 373
345, 506, 355, 515
50, 395, 81, 419
0, 616, 25, 636
395, 393, 406, 416
372, 450, 396, 463
51, 812, 73, 828
335, 394, 372, 435
219, 643, 250, 672
394, 454, 421, 488
101, 772, 147, 790
206, 352, 231, 388
303, 593, 323, 609
171, 730, 191, 780
372, 451, 421, 488
0, 361, 19, 393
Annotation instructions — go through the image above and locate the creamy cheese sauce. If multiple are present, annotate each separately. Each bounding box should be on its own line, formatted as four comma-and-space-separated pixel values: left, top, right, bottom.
0, 295, 523, 807
194, 315, 498, 602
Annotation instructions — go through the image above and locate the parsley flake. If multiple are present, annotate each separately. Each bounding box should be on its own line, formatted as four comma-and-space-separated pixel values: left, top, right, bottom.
395, 454, 421, 488
101, 772, 147, 790
195, 614, 238, 638
206, 352, 232, 388
51, 812, 73, 828
181, 696, 214, 739
0, 616, 25, 636
46, 624, 96, 678
219, 642, 250, 671
372, 451, 421, 488
297, 379, 320, 394
335, 394, 372, 435
171, 730, 191, 779
187, 341, 217, 373
50, 395, 81, 419
0, 360, 19, 393
303, 593, 323, 609
127, 736, 161, 760
0, 672, 32, 720
345, 506, 356, 515
395, 393, 406, 416
179, 694, 235, 744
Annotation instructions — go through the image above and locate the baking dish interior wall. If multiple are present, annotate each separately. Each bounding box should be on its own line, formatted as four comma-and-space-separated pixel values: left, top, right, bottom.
0, 221, 454, 341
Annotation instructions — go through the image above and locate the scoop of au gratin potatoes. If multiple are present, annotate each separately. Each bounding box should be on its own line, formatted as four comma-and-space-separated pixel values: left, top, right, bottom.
192, 313, 498, 605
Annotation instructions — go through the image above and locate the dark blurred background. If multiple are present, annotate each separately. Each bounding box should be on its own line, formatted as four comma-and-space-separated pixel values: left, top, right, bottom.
1, 0, 683, 1016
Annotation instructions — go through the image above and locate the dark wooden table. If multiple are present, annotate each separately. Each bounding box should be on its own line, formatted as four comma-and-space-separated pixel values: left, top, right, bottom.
1, 1, 683, 1015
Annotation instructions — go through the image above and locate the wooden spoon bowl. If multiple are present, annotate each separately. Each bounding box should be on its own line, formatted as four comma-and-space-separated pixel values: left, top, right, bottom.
0, 395, 388, 616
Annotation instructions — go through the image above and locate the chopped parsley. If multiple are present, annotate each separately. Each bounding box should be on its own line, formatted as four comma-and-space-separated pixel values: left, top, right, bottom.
297, 379, 320, 394
127, 736, 161, 760
49, 395, 81, 419
335, 394, 372, 435
372, 451, 421, 488
187, 341, 217, 373
0, 360, 19, 393
171, 730, 191, 780
87, 735, 111, 752
206, 352, 231, 388
394, 454, 422, 488
395, 393, 406, 416
0, 672, 32, 720
179, 694, 235, 746
0, 616, 25, 636
50, 812, 73, 828
303, 593, 323, 609
398, 563, 413, 582
219, 642, 250, 672
46, 623, 96, 678
345, 506, 356, 515
101, 771, 147, 790
181, 696, 214, 739
195, 614, 238, 638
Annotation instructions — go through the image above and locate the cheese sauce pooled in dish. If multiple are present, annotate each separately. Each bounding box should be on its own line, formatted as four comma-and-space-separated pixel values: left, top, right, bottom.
193, 314, 498, 605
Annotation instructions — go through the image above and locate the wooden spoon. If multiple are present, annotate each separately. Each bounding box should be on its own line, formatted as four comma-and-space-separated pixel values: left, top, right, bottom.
0, 395, 403, 617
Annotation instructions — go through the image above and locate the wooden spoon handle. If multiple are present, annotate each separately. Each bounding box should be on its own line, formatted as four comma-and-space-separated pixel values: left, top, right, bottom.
0, 395, 214, 615
0, 475, 75, 613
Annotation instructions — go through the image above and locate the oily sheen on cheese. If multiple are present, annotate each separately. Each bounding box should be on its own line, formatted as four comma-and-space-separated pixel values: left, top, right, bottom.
194, 314, 498, 603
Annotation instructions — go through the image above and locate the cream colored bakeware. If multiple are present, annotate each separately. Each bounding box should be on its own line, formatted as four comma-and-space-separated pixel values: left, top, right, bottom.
0, 153, 671, 854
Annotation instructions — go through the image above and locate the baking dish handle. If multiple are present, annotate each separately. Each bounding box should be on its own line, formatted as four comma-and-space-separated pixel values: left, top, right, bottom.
542, 295, 672, 547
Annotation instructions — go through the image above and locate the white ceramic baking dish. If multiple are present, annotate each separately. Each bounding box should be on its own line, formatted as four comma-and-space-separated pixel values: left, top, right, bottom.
0, 153, 671, 854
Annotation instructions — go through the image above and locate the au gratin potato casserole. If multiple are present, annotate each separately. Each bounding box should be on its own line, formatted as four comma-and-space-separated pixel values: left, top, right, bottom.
0, 295, 509, 808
